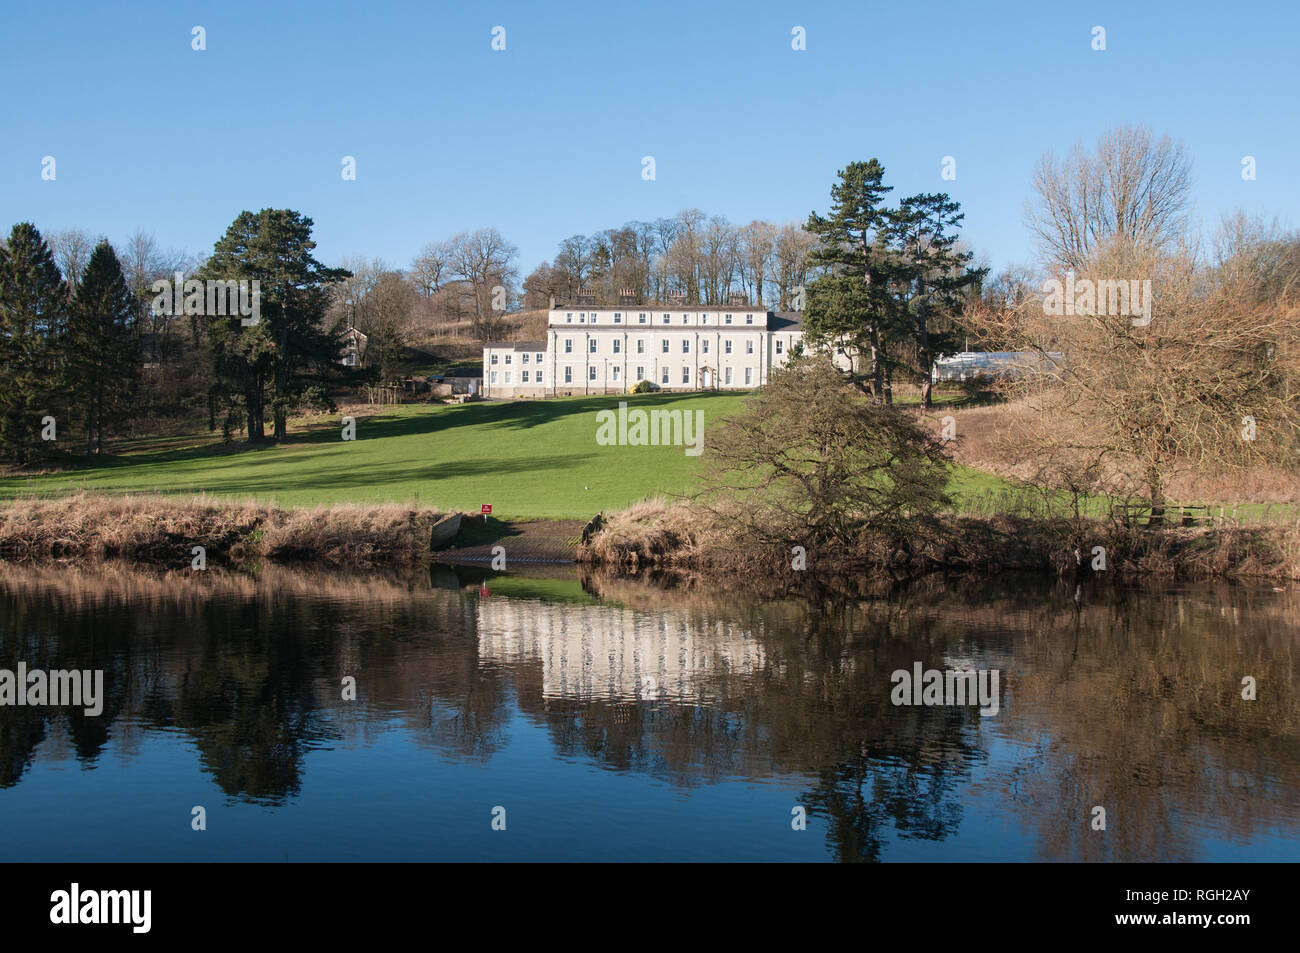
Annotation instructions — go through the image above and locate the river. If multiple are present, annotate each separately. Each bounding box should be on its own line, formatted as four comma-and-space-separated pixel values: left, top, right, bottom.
0, 562, 1295, 862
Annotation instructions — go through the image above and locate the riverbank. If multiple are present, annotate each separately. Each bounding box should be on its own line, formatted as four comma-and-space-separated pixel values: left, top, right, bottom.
0, 494, 589, 568
4, 493, 1297, 583
577, 500, 1300, 583
0, 494, 446, 567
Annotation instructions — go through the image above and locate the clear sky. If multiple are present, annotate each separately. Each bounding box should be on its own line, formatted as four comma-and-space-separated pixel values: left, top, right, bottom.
2, 0, 1296, 277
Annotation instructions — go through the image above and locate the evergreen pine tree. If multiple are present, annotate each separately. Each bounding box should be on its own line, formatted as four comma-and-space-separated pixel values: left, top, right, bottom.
0, 223, 70, 464
68, 241, 140, 452
804, 160, 898, 402
892, 193, 987, 411
201, 210, 349, 442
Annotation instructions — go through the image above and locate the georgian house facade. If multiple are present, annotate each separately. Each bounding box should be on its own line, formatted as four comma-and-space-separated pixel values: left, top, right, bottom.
483, 305, 805, 398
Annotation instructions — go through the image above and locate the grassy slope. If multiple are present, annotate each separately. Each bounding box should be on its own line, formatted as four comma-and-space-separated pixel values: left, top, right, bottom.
0, 392, 1024, 519
0, 394, 760, 520
6, 391, 1289, 524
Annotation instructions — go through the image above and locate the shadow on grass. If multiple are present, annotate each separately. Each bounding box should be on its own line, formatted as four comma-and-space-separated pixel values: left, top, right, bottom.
16, 452, 593, 500
296, 392, 739, 441
3, 393, 743, 488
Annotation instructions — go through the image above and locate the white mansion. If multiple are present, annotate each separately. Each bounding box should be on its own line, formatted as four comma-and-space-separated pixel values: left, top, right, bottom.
482, 303, 805, 398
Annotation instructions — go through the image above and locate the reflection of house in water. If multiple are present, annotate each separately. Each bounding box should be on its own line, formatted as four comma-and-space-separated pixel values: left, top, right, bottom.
475, 598, 767, 702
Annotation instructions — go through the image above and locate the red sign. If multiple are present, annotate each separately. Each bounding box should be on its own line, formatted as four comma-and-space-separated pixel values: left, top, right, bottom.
481, 504, 492, 514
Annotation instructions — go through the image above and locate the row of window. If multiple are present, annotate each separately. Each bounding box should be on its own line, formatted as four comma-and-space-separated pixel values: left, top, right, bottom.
563, 312, 756, 326
560, 338, 774, 355
490, 370, 545, 384
490, 366, 755, 386
489, 351, 545, 365
490, 340, 787, 364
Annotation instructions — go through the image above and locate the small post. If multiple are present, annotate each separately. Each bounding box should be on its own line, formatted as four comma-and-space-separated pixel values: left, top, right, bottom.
481, 503, 491, 524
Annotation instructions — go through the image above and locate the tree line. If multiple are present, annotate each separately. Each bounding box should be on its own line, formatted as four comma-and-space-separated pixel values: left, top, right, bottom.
519, 213, 818, 313
0, 210, 359, 463
326, 216, 823, 380
0, 224, 138, 462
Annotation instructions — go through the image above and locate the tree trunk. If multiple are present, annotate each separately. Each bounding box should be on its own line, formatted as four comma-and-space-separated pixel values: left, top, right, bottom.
918, 299, 932, 412
1146, 465, 1166, 526
275, 327, 289, 442
868, 323, 885, 404
246, 368, 264, 443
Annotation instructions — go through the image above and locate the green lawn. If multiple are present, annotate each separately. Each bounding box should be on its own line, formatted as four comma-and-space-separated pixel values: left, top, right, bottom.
0, 392, 1091, 521
7, 393, 1286, 524
0, 394, 752, 520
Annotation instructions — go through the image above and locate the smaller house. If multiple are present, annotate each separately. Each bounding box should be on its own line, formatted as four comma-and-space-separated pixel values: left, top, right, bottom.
340, 326, 369, 367
482, 341, 549, 398
428, 366, 484, 397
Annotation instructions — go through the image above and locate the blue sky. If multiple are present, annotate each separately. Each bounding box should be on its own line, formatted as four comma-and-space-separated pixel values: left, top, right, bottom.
2, 0, 1296, 277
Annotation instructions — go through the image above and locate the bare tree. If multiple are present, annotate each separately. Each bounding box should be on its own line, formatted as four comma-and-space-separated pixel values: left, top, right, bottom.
651, 216, 681, 300
411, 240, 453, 297
970, 235, 1300, 512
553, 234, 593, 298
332, 255, 382, 330
1027, 125, 1193, 271
1213, 212, 1300, 306
700, 217, 737, 304
596, 225, 643, 301
662, 208, 706, 301
49, 228, 98, 287
448, 228, 518, 342
772, 223, 817, 310
737, 220, 776, 306
119, 229, 192, 364
630, 220, 659, 299
522, 261, 565, 310
361, 271, 417, 378
981, 264, 1040, 313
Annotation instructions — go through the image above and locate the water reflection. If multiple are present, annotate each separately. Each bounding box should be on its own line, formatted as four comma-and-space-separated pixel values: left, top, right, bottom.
0, 563, 1294, 861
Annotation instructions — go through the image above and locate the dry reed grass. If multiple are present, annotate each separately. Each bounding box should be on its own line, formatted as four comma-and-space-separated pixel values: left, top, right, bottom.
0, 493, 443, 567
